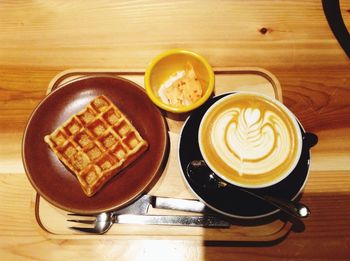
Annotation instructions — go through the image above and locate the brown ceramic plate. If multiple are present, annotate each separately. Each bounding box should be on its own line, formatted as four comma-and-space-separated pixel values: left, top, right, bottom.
22, 76, 168, 213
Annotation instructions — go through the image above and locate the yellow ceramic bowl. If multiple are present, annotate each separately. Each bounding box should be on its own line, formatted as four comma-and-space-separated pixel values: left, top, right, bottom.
144, 49, 215, 113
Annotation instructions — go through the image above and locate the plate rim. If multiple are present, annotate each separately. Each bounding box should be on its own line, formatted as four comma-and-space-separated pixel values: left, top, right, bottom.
178, 92, 311, 219
22, 75, 168, 213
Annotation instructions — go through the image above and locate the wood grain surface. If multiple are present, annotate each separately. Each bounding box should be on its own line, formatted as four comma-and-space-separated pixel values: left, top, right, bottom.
0, 1, 349, 260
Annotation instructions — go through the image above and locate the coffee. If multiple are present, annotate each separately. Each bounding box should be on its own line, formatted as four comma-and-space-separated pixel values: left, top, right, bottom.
198, 92, 302, 188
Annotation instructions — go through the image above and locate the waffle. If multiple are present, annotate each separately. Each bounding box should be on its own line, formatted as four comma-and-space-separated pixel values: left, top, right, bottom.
44, 95, 148, 197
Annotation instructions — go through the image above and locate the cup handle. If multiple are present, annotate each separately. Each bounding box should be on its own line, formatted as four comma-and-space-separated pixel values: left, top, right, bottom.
303, 132, 318, 149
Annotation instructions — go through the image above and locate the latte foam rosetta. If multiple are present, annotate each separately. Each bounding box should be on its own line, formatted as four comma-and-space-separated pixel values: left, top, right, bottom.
211, 106, 292, 176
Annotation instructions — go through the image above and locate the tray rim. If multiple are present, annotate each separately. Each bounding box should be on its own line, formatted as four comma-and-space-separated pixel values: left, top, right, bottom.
47, 67, 282, 102
35, 67, 290, 241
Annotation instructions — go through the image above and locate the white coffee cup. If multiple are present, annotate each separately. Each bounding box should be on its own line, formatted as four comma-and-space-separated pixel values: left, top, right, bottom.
198, 92, 302, 188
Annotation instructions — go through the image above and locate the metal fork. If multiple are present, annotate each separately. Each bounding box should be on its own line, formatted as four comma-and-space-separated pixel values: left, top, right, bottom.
68, 212, 231, 234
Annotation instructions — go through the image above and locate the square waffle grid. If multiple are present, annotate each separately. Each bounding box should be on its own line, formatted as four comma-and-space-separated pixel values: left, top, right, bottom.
44, 95, 148, 197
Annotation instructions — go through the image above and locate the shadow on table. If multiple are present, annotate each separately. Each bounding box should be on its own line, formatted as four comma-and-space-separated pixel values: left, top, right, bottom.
203, 191, 350, 251
203, 213, 300, 247
202, 192, 310, 247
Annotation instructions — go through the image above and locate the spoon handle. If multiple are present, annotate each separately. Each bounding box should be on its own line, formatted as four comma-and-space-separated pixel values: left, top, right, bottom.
241, 189, 310, 219
187, 160, 311, 219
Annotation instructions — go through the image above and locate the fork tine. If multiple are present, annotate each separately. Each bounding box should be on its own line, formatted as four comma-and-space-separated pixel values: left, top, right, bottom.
69, 226, 97, 234
67, 219, 95, 224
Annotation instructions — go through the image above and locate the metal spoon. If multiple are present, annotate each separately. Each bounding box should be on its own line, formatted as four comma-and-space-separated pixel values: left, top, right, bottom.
186, 160, 310, 219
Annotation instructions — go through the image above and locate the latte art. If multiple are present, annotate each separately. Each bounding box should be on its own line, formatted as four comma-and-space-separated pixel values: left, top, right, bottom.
212, 107, 291, 176
199, 93, 302, 188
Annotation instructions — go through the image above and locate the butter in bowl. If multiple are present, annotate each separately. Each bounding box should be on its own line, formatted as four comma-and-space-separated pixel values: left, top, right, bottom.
144, 49, 215, 114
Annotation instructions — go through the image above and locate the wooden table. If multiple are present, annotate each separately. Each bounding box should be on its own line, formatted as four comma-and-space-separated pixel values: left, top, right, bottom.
1, 1, 349, 260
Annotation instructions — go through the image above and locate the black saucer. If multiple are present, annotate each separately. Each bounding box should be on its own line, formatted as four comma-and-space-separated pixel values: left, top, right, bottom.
179, 93, 311, 219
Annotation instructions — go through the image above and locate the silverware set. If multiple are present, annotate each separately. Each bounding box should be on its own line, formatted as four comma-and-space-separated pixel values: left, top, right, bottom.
68, 195, 231, 234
